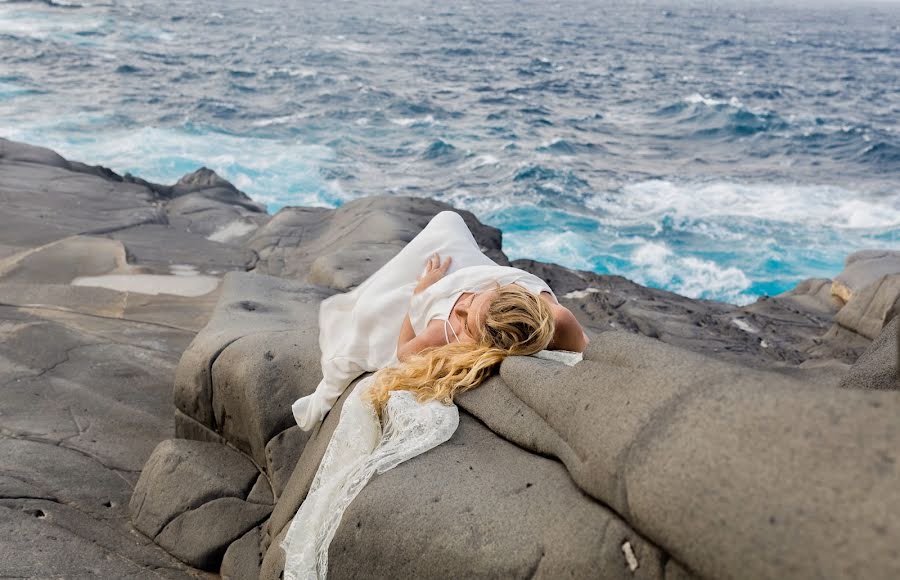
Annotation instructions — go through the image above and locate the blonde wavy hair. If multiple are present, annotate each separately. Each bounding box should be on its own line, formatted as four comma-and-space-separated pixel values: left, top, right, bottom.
363, 283, 556, 419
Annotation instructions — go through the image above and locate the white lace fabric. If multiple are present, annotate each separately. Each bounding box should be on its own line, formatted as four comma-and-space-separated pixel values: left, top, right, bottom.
281, 374, 460, 580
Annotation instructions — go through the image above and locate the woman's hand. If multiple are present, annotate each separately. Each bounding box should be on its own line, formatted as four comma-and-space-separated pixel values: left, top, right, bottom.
414, 252, 452, 295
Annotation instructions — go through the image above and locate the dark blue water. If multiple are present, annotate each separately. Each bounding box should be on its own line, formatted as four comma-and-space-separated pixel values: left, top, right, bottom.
2, 0, 898, 304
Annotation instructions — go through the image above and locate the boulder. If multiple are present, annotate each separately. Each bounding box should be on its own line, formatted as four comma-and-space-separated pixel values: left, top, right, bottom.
454, 331, 900, 580
840, 315, 899, 390
129, 439, 260, 539
248, 196, 508, 289
172, 271, 333, 438
328, 412, 676, 580
155, 497, 271, 570
833, 274, 900, 340
221, 525, 264, 580
832, 250, 900, 304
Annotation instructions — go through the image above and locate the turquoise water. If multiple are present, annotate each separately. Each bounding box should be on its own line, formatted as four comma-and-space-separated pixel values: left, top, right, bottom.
1, 0, 898, 304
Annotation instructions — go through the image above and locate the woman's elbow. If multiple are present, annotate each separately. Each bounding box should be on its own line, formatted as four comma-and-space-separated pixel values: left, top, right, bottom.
550, 306, 588, 352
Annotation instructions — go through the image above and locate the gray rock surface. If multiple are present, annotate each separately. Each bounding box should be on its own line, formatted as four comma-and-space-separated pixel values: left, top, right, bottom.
0, 137, 270, 578
130, 439, 261, 538
832, 250, 900, 304
329, 412, 672, 580
3, 137, 899, 579
247, 195, 508, 289
840, 315, 899, 390
456, 332, 900, 580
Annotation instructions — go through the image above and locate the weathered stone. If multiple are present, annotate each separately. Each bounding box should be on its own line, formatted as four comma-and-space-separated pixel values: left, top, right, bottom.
155, 496, 272, 570
130, 439, 260, 538
774, 277, 839, 315
840, 315, 899, 390
173, 271, 333, 433
221, 524, 264, 580
210, 329, 323, 467
265, 425, 311, 500
455, 331, 900, 580
248, 196, 508, 289
0, 235, 134, 284
832, 249, 900, 304
0, 504, 189, 579
247, 474, 274, 505
328, 412, 673, 580
834, 273, 900, 339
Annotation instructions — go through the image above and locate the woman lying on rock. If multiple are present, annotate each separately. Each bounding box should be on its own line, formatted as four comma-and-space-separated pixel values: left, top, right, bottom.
282, 210, 589, 579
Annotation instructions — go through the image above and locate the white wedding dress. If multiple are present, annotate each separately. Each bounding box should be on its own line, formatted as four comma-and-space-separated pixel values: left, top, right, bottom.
281, 211, 583, 580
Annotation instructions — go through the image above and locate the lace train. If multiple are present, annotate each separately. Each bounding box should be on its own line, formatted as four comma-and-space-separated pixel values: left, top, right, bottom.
281, 375, 460, 580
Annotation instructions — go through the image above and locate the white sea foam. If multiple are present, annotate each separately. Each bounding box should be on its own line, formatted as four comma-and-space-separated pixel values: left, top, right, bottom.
564, 287, 602, 299
504, 229, 596, 271
0, 7, 107, 39
7, 125, 342, 211
631, 240, 753, 304
588, 180, 900, 232
684, 93, 745, 108
389, 115, 435, 127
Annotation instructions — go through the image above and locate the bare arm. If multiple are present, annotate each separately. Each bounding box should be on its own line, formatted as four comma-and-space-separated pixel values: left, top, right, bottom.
540, 292, 589, 352
397, 319, 447, 362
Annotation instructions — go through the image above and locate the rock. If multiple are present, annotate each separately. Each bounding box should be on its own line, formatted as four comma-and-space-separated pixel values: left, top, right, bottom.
129, 439, 260, 539
774, 277, 839, 315
264, 426, 311, 500
155, 496, 271, 570
0, 138, 164, 250
454, 331, 900, 580
328, 412, 674, 580
221, 525, 264, 580
832, 250, 900, 304
0, 138, 71, 169
248, 196, 508, 289
247, 475, 274, 506
173, 271, 333, 439
840, 316, 899, 390
0, 236, 135, 284
0, 504, 189, 579
210, 329, 323, 467
513, 259, 846, 367
834, 274, 900, 339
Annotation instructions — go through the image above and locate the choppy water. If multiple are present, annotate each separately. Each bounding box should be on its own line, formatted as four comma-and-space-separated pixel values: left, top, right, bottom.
1, 0, 898, 303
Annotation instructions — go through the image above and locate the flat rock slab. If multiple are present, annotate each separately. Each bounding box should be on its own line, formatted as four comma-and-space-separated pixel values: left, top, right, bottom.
0, 137, 273, 578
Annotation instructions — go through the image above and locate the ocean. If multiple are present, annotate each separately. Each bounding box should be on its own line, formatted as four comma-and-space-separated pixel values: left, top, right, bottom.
1, 0, 898, 304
